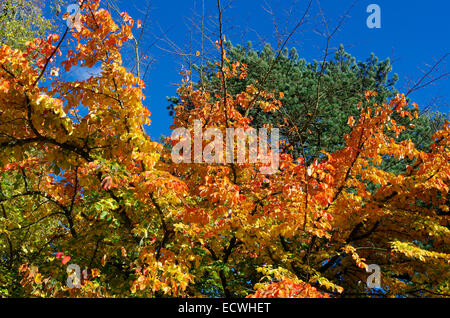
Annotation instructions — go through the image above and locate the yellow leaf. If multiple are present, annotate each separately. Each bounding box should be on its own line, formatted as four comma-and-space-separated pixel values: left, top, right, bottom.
101, 254, 107, 266
34, 273, 42, 284
121, 246, 127, 257
347, 116, 355, 127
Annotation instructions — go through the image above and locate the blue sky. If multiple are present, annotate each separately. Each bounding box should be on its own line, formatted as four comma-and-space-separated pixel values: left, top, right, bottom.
46, 0, 450, 140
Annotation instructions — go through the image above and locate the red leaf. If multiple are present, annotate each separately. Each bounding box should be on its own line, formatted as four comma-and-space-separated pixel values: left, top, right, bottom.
102, 176, 112, 190
61, 256, 71, 265
347, 116, 355, 127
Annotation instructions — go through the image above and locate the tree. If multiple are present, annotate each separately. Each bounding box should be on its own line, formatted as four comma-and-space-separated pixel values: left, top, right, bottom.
0, 0, 66, 296
0, 0, 64, 51
168, 42, 447, 170
168, 48, 449, 297
0, 0, 448, 298
0, 0, 193, 297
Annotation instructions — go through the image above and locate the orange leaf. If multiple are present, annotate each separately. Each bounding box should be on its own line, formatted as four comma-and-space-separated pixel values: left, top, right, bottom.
62, 256, 71, 265
347, 116, 355, 127
121, 246, 127, 257
101, 254, 107, 266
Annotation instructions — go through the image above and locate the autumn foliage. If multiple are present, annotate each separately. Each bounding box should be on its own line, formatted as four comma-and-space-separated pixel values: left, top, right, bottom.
0, 1, 448, 298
